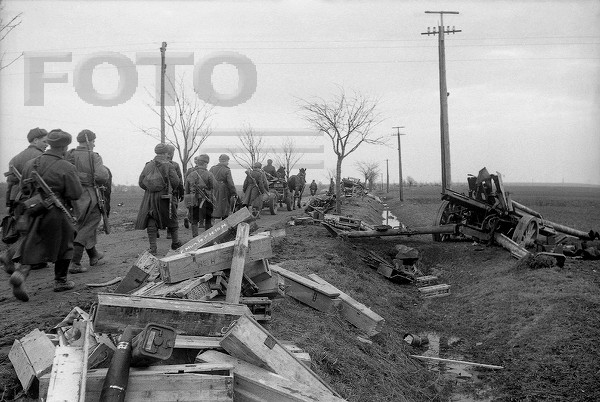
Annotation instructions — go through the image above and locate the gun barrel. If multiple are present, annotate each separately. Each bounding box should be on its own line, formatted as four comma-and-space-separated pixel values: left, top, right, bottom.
344, 224, 458, 238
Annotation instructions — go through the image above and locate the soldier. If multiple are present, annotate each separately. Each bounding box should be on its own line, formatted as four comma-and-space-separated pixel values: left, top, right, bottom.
4, 128, 49, 212
309, 179, 318, 196
242, 162, 269, 217
65, 129, 110, 274
328, 177, 335, 195
209, 154, 238, 220
263, 159, 277, 180
9, 129, 83, 301
135, 143, 181, 255
276, 166, 285, 179
165, 144, 184, 246
184, 154, 216, 237
1, 128, 49, 274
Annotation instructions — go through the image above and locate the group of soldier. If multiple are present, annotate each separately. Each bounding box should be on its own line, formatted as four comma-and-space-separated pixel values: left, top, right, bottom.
1, 128, 110, 302
1, 128, 298, 302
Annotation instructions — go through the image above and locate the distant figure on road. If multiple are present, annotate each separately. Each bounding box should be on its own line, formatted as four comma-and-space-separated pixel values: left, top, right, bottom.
309, 179, 318, 196
328, 178, 335, 195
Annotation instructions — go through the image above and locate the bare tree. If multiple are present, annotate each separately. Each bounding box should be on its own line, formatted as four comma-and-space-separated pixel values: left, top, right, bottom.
272, 137, 303, 181
141, 75, 213, 174
0, 1, 23, 70
299, 88, 385, 212
229, 124, 266, 169
355, 161, 380, 191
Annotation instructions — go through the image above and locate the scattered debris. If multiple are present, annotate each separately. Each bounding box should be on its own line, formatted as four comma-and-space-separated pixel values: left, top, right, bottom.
409, 355, 504, 370
403, 333, 429, 347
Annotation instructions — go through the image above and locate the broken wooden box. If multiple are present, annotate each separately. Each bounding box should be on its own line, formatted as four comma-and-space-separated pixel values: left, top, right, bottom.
91, 293, 251, 336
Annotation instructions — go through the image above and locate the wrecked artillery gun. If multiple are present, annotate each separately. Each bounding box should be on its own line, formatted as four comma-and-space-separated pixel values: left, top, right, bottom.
431, 168, 599, 250
332, 168, 598, 259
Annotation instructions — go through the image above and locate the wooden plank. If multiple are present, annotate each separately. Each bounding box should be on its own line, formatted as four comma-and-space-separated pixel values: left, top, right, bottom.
175, 335, 223, 350
40, 363, 235, 402
308, 274, 385, 336
415, 275, 438, 287
198, 350, 346, 402
45, 319, 90, 401
418, 284, 451, 298
140, 274, 213, 298
8, 328, 56, 393
226, 222, 250, 304
160, 232, 274, 283
174, 274, 214, 298
92, 293, 251, 336
166, 207, 253, 256
410, 355, 504, 369
220, 314, 338, 396
45, 346, 85, 401
270, 265, 341, 313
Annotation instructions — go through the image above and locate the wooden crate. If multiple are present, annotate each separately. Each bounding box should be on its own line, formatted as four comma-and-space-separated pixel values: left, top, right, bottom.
40, 363, 234, 402
418, 284, 451, 298
220, 314, 338, 396
159, 233, 273, 284
92, 293, 251, 336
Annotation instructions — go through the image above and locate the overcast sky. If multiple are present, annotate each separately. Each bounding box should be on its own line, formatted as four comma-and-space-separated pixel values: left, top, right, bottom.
1, 0, 599, 186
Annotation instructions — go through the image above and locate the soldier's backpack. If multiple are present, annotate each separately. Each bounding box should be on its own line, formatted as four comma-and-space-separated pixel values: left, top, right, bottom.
142, 161, 167, 192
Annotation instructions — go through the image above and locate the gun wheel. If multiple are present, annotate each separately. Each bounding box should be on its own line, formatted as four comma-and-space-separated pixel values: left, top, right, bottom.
433, 200, 464, 242
512, 215, 539, 248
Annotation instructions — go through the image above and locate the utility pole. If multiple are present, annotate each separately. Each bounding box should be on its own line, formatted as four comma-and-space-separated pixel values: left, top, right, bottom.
393, 126, 406, 201
160, 42, 167, 144
386, 159, 389, 193
422, 11, 460, 194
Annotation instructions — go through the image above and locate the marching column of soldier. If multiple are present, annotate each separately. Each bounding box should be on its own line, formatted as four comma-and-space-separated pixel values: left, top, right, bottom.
1, 129, 316, 302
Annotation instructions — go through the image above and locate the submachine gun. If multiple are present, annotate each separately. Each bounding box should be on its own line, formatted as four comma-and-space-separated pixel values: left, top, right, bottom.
84, 133, 111, 234
28, 171, 79, 230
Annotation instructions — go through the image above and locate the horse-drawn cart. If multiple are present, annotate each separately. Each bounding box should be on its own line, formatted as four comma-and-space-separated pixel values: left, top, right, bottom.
340, 177, 365, 197
264, 177, 292, 214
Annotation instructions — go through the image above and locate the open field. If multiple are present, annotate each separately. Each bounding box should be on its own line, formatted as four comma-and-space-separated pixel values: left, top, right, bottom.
1, 183, 599, 401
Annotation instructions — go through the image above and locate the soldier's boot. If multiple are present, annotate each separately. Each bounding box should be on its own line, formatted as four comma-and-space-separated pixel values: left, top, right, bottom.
69, 243, 87, 274
87, 246, 105, 266
9, 264, 32, 302
191, 222, 199, 238
169, 227, 182, 250
54, 259, 75, 292
147, 224, 158, 256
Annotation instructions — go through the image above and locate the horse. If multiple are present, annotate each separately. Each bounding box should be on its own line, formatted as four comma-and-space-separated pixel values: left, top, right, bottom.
287, 168, 306, 209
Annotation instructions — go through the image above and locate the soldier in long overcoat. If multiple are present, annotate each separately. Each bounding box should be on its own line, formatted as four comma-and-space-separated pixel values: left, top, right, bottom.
9, 129, 83, 301
65, 129, 110, 273
242, 162, 269, 216
135, 143, 181, 255
209, 154, 237, 219
1, 128, 48, 275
